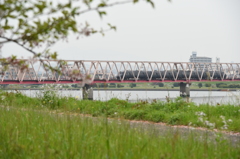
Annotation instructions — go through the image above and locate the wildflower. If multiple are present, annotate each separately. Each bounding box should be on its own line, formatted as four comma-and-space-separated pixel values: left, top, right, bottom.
195, 111, 206, 116
114, 112, 118, 115
228, 119, 232, 122
220, 115, 225, 120
198, 117, 203, 122
221, 125, 228, 130
1, 96, 5, 100
204, 120, 215, 128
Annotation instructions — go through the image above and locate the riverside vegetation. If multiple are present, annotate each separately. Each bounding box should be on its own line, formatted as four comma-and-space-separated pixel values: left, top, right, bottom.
0, 90, 240, 158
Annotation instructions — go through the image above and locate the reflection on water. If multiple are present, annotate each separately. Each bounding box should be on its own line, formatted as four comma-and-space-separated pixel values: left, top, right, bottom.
15, 89, 240, 105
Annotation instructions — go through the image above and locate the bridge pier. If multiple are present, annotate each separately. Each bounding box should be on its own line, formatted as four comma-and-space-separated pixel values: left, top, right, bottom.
82, 84, 93, 100
179, 82, 190, 97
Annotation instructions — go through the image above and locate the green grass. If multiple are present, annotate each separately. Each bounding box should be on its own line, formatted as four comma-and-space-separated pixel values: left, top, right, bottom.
1, 90, 240, 132
0, 107, 239, 159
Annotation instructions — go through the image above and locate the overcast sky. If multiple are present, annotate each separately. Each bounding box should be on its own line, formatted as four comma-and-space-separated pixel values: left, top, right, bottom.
2, 0, 240, 63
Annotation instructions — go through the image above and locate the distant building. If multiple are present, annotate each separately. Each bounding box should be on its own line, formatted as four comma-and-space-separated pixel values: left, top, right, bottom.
189, 52, 219, 70
189, 52, 212, 63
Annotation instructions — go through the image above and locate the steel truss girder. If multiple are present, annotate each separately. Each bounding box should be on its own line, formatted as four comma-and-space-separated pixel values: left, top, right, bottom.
0, 60, 239, 84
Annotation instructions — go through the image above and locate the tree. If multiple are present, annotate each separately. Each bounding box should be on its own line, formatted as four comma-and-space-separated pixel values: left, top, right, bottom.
109, 83, 116, 88
0, 0, 157, 71
198, 83, 202, 88
173, 83, 179, 87
129, 83, 136, 88
117, 84, 124, 88
205, 83, 211, 87
216, 83, 225, 88
158, 83, 164, 87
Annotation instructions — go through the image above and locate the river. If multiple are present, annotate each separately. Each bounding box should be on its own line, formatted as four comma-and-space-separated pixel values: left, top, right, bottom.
19, 89, 240, 105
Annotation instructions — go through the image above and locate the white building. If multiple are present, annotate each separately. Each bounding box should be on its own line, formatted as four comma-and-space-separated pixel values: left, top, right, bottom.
189, 52, 215, 70
189, 52, 212, 63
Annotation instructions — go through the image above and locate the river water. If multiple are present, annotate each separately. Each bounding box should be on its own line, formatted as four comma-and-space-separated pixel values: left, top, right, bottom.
21, 89, 240, 105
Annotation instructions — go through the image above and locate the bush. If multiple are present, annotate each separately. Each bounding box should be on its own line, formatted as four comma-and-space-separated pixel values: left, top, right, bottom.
117, 84, 124, 88
98, 83, 108, 88
129, 83, 137, 88
109, 83, 116, 88
216, 83, 225, 88
198, 83, 202, 88
158, 83, 164, 87
173, 83, 179, 87
168, 113, 182, 125
205, 83, 211, 87
146, 111, 165, 122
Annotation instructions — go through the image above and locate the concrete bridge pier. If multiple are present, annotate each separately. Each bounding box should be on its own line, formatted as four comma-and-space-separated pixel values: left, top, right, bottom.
82, 84, 93, 100
179, 82, 190, 97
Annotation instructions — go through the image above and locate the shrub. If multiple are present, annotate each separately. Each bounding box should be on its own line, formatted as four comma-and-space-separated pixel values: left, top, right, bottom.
158, 83, 164, 87
205, 83, 211, 87
146, 111, 165, 122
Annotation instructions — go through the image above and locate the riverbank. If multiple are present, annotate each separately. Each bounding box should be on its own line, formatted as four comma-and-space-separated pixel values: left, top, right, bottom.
1, 106, 239, 158
1, 90, 239, 158
1, 91, 239, 132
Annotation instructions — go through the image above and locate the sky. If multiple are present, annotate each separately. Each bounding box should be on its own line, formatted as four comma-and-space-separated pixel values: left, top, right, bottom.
2, 0, 240, 63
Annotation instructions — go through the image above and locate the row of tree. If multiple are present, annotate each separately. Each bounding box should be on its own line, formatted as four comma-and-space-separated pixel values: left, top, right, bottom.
72, 82, 240, 89
197, 83, 240, 88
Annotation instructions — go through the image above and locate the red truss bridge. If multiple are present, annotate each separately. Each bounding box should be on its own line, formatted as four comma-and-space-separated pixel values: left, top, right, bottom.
0, 60, 240, 84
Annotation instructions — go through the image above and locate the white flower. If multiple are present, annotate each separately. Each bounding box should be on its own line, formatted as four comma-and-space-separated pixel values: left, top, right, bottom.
221, 125, 228, 130
228, 119, 233, 122
205, 120, 209, 125
208, 123, 215, 128
198, 117, 203, 122
195, 111, 206, 116
204, 120, 215, 128
114, 112, 118, 115
1, 96, 5, 100
220, 115, 225, 120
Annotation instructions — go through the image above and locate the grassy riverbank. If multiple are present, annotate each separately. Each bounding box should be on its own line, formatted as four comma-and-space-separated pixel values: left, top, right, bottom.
0, 90, 240, 158
1, 90, 240, 132
1, 107, 239, 159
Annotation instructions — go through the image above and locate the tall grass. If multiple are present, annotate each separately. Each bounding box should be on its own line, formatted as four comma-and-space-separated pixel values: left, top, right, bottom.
0, 107, 239, 159
1, 90, 240, 132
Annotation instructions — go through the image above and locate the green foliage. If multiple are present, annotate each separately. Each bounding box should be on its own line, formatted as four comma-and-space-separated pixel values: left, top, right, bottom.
216, 84, 240, 88
173, 83, 180, 87
198, 83, 202, 88
129, 83, 137, 88
158, 83, 164, 87
0, 0, 156, 62
97, 83, 108, 88
216, 83, 226, 88
117, 84, 124, 88
109, 83, 116, 88
205, 83, 211, 87
40, 90, 59, 109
